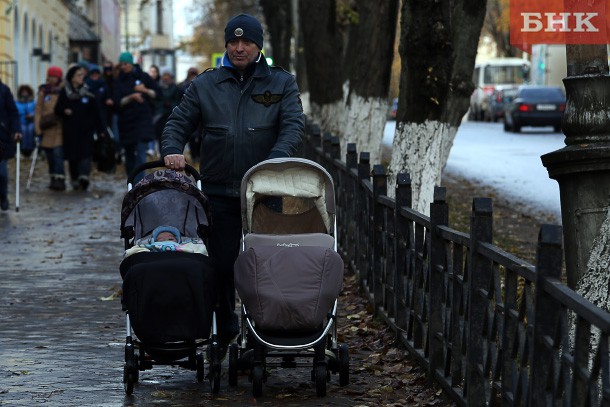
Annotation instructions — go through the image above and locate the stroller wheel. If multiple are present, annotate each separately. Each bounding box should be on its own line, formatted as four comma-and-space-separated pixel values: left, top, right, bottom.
123, 364, 136, 395
210, 364, 220, 394
228, 343, 238, 386
252, 365, 264, 398
338, 344, 349, 387
315, 364, 327, 397
196, 352, 204, 383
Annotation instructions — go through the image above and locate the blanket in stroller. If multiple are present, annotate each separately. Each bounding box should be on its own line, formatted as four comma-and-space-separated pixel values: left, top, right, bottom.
121, 252, 216, 344
234, 245, 343, 331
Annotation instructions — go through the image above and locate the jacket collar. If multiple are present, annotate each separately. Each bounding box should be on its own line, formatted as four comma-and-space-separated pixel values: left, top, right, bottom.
216, 51, 270, 83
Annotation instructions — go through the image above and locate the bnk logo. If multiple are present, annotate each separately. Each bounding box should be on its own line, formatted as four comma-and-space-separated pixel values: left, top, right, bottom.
521, 13, 599, 32
510, 0, 609, 52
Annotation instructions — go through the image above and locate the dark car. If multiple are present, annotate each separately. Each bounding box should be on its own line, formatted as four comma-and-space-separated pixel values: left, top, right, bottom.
484, 87, 518, 122
503, 85, 565, 133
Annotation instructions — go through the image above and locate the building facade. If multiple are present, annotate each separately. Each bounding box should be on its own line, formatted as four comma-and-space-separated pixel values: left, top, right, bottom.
121, 0, 176, 75
0, 0, 122, 92
0, 0, 70, 91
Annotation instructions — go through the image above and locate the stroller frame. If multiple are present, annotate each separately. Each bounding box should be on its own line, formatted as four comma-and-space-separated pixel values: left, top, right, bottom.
120, 160, 223, 395
229, 158, 349, 397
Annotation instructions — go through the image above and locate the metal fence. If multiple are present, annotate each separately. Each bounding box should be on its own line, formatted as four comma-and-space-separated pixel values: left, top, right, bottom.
301, 121, 610, 406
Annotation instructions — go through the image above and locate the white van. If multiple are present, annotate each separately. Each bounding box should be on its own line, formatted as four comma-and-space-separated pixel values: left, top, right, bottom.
470, 58, 530, 121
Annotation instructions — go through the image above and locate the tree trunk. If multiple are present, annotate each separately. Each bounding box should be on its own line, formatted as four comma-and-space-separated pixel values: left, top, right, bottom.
388, 0, 486, 214
298, 0, 346, 135
260, 0, 292, 69
341, 0, 399, 163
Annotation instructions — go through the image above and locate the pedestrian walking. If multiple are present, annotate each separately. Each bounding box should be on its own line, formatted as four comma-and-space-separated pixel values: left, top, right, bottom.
161, 13, 305, 357
147, 64, 161, 157
113, 52, 160, 184
0, 78, 23, 211
15, 85, 36, 157
35, 66, 65, 191
153, 68, 181, 149
54, 65, 106, 191
177, 67, 202, 162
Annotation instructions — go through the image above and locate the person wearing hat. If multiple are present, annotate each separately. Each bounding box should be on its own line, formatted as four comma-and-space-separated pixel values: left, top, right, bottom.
112, 52, 160, 184
0, 78, 23, 210
35, 66, 66, 191
161, 13, 304, 357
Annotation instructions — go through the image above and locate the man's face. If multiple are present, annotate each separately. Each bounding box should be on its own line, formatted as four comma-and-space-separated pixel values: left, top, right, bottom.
119, 62, 133, 74
226, 39, 259, 72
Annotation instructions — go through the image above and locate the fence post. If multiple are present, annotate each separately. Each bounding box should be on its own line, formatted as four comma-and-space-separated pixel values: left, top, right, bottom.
394, 173, 412, 332
466, 197, 493, 406
529, 224, 563, 406
346, 143, 357, 170
309, 124, 322, 162
322, 132, 332, 167
356, 152, 370, 283
344, 143, 358, 263
372, 164, 387, 314
331, 136, 340, 161
429, 186, 448, 381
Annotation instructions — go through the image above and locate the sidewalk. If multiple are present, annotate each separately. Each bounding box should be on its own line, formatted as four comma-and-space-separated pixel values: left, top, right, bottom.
0, 158, 452, 406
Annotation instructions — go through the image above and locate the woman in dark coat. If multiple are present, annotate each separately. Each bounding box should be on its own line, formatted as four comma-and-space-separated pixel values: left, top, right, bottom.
55, 65, 106, 191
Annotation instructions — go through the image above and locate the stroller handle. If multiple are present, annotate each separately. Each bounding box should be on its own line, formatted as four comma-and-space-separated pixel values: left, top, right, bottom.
127, 159, 201, 185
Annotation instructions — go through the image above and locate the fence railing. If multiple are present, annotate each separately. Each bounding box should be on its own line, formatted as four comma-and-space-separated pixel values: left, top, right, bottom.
301, 121, 610, 406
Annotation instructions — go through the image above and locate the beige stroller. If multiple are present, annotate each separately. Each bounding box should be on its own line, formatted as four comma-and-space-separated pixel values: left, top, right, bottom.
231, 157, 349, 397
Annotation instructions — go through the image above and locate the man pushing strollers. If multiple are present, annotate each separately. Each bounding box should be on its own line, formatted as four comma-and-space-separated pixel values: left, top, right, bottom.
160, 12, 305, 360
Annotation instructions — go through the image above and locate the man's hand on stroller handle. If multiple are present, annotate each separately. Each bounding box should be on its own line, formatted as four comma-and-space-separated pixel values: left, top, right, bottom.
164, 154, 186, 171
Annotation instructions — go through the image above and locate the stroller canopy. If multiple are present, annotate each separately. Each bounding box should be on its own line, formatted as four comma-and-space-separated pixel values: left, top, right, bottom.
121, 169, 211, 241
240, 158, 336, 235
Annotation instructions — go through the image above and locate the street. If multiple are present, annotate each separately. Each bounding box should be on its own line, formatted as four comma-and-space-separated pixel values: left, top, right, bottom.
384, 120, 564, 222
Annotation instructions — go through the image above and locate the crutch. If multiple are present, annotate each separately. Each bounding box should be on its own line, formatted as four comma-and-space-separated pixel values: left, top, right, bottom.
26, 137, 39, 191
15, 141, 20, 212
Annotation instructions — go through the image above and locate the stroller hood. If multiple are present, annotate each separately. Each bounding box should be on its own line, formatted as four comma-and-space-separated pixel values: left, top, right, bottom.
121, 169, 211, 241
240, 158, 336, 234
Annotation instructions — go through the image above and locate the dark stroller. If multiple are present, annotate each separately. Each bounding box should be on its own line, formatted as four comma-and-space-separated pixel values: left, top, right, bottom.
119, 160, 222, 394
231, 158, 349, 397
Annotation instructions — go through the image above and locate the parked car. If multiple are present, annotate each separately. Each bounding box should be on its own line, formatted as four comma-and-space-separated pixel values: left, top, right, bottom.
483, 87, 518, 122
503, 85, 565, 133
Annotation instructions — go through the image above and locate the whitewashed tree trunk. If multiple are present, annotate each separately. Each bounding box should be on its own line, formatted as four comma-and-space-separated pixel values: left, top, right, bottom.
341, 93, 388, 165
388, 120, 457, 214
310, 101, 345, 140
566, 204, 610, 390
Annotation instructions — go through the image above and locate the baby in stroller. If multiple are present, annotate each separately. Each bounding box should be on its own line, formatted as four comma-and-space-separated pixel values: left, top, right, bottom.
123, 225, 208, 257
118, 163, 222, 395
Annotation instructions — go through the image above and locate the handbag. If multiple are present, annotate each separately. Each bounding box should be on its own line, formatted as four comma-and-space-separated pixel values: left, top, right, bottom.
94, 133, 116, 173
39, 113, 58, 130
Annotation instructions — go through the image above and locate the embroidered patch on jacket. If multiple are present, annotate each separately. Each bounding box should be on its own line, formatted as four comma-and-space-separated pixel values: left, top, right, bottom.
252, 91, 283, 107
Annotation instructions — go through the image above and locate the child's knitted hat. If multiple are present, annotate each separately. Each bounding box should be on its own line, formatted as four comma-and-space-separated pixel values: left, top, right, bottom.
151, 225, 181, 243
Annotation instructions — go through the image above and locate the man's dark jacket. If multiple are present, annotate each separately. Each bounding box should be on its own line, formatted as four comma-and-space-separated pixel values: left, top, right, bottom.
161, 55, 304, 197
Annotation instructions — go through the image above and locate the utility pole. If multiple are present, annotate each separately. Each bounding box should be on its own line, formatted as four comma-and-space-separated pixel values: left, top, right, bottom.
123, 0, 130, 52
